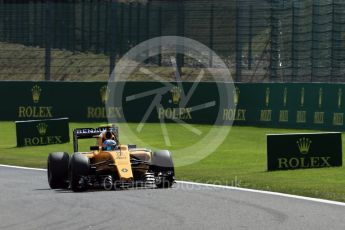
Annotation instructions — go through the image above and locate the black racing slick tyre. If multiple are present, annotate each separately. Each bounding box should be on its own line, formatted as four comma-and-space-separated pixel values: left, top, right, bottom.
150, 150, 175, 188
47, 152, 69, 189
69, 153, 90, 192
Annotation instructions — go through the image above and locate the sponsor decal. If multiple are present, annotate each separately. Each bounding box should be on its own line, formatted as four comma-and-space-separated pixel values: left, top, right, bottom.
100, 85, 110, 105
296, 111, 306, 123
260, 110, 272, 122
234, 87, 240, 106
265, 87, 270, 107
170, 86, 182, 105
296, 137, 312, 154
75, 128, 107, 134
75, 127, 118, 135
37, 123, 48, 136
31, 85, 42, 103
16, 118, 69, 147
18, 85, 54, 119
23, 123, 63, 146
300, 87, 305, 107
158, 107, 192, 120
223, 109, 246, 121
87, 106, 122, 119
267, 133, 342, 171
24, 135, 63, 146
333, 113, 343, 126
86, 85, 122, 119
283, 87, 287, 107
338, 88, 342, 109
318, 87, 323, 108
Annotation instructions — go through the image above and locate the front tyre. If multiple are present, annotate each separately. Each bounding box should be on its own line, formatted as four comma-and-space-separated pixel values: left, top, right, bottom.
150, 150, 175, 188
47, 152, 69, 189
69, 153, 90, 192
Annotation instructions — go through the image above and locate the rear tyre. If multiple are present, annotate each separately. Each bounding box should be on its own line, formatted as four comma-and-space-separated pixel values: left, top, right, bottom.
69, 153, 90, 192
150, 150, 175, 188
47, 152, 69, 189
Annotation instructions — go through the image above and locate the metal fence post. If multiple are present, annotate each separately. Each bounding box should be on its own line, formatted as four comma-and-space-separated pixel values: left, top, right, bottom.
9, 2, 13, 41
270, 0, 279, 81
88, 0, 93, 50
209, 3, 214, 68
96, 0, 101, 53
3, 0, 8, 41
103, 0, 109, 54
33, 1, 38, 46
45, 0, 52, 81
40, 0, 44, 47
157, 6, 162, 66
62, 2, 69, 50
235, 2, 242, 82
71, 0, 76, 52
136, 3, 141, 45
248, 5, 253, 70
118, 2, 124, 56
291, 0, 297, 81
128, 2, 133, 50
176, 0, 184, 77
52, 2, 56, 48
109, 1, 117, 78
330, 0, 336, 81
81, 0, 86, 51
145, 2, 150, 63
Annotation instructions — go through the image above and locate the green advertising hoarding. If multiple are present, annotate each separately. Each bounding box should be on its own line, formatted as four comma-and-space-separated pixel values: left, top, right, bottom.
15, 118, 70, 147
267, 133, 342, 171
0, 81, 345, 131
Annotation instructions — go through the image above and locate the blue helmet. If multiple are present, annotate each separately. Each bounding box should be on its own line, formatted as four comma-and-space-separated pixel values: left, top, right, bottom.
103, 139, 117, 151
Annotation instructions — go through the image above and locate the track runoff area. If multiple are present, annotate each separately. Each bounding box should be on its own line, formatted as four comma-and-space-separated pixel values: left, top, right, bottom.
0, 164, 344, 230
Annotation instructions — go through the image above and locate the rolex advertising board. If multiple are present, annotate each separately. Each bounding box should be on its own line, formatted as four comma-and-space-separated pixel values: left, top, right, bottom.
15, 118, 70, 147
2, 82, 345, 132
118, 81, 223, 124
267, 133, 342, 171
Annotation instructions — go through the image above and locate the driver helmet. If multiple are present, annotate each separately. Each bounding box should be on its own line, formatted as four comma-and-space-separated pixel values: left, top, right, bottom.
103, 139, 117, 151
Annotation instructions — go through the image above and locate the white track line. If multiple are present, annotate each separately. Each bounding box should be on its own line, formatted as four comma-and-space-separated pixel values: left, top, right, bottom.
177, 181, 345, 207
0, 164, 46, 171
1, 164, 344, 207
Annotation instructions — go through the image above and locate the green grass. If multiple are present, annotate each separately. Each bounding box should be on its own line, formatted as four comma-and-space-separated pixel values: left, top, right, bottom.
1, 121, 345, 202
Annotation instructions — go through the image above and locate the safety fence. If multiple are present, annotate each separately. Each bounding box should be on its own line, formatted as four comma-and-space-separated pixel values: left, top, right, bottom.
1, 0, 345, 82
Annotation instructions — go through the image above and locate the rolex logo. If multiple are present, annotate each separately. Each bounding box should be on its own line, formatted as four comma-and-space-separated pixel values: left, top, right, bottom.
283, 87, 287, 107
234, 87, 240, 106
171, 86, 182, 105
36, 123, 48, 136
265, 87, 270, 107
297, 137, 312, 154
31, 85, 42, 103
318, 88, 323, 108
100, 86, 109, 104
300, 87, 305, 107
338, 88, 342, 109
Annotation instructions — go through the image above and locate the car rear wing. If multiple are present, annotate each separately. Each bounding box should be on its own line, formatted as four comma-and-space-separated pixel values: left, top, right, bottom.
73, 127, 119, 152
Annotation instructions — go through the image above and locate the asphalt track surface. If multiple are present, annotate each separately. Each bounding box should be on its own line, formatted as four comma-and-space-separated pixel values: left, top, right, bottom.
0, 166, 345, 230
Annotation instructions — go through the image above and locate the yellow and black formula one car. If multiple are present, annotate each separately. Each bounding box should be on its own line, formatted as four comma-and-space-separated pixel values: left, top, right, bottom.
47, 125, 175, 192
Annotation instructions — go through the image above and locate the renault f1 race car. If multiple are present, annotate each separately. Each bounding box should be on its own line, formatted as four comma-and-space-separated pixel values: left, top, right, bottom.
47, 125, 175, 192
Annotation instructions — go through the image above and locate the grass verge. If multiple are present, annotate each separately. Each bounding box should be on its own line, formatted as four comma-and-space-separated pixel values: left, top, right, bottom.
0, 121, 345, 202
